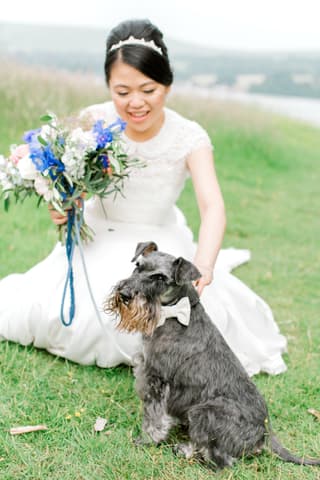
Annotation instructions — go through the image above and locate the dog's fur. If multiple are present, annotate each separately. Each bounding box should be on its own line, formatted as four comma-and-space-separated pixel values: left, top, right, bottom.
106, 241, 320, 469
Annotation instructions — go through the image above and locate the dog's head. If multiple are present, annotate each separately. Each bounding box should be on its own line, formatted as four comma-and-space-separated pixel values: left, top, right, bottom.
105, 241, 201, 335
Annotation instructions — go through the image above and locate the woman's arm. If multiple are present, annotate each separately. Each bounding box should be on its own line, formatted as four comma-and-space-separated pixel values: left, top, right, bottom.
186, 146, 226, 295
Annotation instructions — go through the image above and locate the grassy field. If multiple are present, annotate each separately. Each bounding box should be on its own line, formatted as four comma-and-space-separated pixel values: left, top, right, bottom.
0, 61, 319, 480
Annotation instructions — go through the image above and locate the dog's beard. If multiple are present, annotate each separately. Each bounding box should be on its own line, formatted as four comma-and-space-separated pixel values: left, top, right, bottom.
105, 291, 161, 336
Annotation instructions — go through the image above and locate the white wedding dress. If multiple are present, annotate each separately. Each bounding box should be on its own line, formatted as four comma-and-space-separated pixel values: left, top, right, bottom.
0, 102, 287, 376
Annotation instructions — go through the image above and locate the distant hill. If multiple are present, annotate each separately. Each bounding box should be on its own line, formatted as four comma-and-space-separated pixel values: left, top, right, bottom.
1, 22, 320, 98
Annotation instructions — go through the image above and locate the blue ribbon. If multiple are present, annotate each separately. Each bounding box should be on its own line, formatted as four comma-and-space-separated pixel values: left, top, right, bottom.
60, 201, 101, 328
60, 207, 77, 326
58, 201, 133, 363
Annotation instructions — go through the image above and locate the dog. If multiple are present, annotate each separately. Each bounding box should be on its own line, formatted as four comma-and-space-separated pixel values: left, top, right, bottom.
106, 241, 320, 469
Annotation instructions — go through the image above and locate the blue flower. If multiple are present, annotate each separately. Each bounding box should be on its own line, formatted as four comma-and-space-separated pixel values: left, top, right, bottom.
23, 128, 41, 144
30, 144, 65, 176
109, 117, 127, 133
98, 154, 109, 168
93, 120, 113, 149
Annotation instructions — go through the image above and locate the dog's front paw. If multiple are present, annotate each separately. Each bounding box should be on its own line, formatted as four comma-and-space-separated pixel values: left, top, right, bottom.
173, 442, 194, 459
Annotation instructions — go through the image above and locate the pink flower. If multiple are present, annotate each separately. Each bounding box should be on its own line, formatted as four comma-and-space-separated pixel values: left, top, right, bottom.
9, 144, 30, 165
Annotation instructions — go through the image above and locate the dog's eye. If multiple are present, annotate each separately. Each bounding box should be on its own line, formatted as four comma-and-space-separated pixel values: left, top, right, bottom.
150, 274, 168, 282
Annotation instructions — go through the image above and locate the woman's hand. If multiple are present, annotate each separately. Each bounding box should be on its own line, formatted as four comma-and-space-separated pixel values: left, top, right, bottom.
193, 265, 213, 296
186, 146, 226, 297
48, 205, 68, 225
48, 194, 86, 225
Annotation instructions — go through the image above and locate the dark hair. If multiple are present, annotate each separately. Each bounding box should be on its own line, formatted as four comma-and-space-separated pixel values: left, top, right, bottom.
104, 19, 174, 86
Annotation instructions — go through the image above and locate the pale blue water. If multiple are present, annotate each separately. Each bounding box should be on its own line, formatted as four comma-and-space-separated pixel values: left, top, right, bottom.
174, 85, 320, 128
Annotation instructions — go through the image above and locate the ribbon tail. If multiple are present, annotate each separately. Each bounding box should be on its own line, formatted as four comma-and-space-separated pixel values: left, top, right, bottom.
60, 208, 76, 326
74, 210, 133, 364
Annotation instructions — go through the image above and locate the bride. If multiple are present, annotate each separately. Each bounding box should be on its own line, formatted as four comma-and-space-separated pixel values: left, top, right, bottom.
0, 19, 287, 376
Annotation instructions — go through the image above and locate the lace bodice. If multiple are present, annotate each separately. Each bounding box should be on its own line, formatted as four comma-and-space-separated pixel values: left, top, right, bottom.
81, 102, 212, 225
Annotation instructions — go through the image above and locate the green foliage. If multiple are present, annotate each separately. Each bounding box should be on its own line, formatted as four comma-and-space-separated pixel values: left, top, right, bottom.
0, 63, 320, 479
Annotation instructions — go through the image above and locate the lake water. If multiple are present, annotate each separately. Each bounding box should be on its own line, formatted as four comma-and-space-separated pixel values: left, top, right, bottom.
173, 85, 320, 128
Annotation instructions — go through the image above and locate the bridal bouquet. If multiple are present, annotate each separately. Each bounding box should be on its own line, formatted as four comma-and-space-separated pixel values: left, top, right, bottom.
0, 112, 141, 326
0, 112, 136, 243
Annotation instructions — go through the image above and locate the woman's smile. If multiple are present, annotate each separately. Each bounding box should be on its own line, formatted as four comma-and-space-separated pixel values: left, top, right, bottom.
128, 110, 150, 122
108, 61, 170, 141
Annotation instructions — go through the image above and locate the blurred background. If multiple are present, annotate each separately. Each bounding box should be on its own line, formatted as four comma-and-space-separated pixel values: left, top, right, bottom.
1, 0, 320, 127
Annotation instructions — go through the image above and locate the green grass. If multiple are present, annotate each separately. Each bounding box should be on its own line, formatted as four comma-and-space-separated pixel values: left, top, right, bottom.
0, 61, 320, 479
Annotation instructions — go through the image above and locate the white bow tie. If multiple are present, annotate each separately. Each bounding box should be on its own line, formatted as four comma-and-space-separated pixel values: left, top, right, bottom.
157, 297, 191, 328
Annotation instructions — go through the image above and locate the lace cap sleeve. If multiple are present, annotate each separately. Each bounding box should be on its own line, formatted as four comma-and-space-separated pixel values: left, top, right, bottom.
187, 120, 213, 154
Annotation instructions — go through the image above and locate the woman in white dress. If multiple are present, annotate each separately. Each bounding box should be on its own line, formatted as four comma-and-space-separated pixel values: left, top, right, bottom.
0, 19, 287, 376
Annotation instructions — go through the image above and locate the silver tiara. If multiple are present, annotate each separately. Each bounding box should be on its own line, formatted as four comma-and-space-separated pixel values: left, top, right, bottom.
109, 36, 162, 55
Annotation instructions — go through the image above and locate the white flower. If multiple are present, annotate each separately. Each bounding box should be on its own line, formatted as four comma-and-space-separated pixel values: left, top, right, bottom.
62, 128, 96, 180
68, 128, 97, 155
0, 177, 14, 191
16, 154, 38, 180
0, 155, 23, 189
34, 176, 53, 201
61, 148, 85, 180
0, 154, 7, 167
40, 121, 58, 142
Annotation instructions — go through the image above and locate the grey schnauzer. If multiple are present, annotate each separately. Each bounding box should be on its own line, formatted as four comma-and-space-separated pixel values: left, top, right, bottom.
106, 241, 320, 469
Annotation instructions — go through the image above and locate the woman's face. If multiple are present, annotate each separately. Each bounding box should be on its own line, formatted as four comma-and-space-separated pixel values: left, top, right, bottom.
108, 60, 170, 141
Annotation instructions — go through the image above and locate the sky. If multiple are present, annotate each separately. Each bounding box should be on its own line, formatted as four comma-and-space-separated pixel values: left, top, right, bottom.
1, 0, 320, 51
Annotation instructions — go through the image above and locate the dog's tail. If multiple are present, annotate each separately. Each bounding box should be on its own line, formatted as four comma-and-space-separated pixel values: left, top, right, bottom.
270, 434, 320, 466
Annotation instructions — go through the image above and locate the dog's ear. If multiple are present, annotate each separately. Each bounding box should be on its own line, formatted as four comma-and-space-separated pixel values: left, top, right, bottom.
172, 257, 201, 285
131, 241, 158, 262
